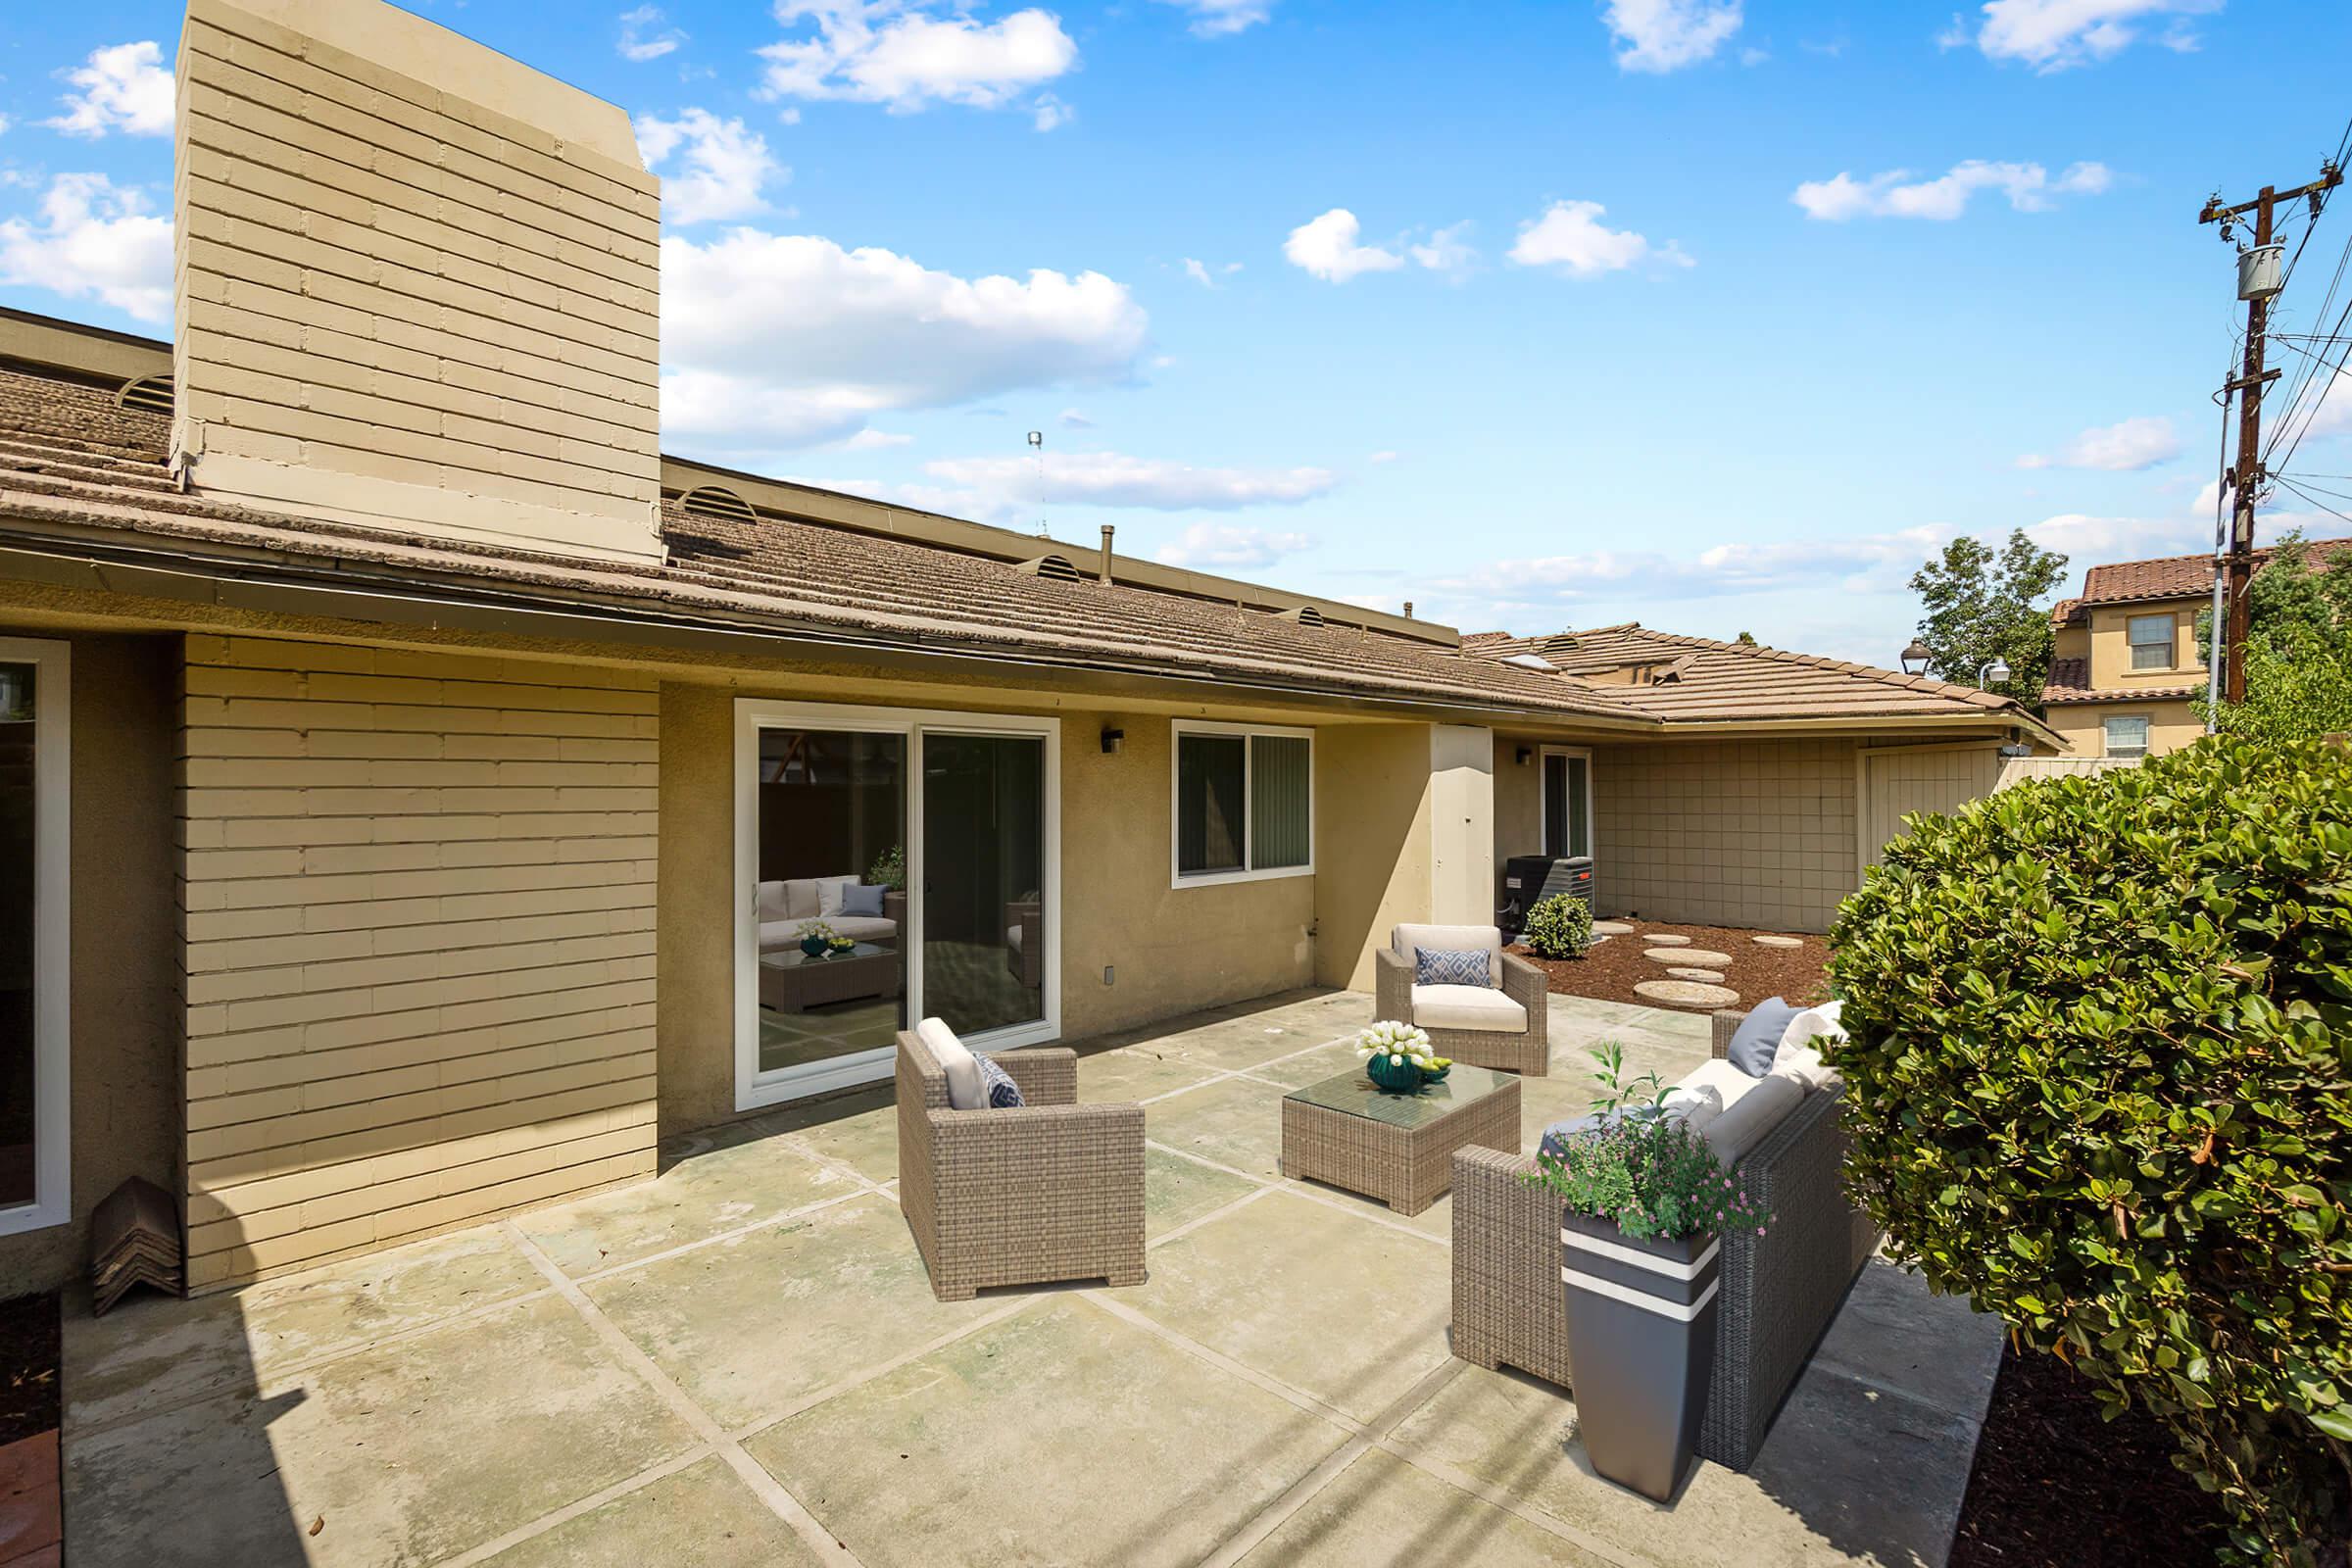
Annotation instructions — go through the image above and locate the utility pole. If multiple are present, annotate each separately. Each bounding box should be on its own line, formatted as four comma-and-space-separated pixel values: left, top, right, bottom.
2200, 163, 2342, 704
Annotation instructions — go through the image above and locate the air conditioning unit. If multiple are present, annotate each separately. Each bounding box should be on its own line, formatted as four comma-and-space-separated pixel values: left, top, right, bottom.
1498, 855, 1593, 937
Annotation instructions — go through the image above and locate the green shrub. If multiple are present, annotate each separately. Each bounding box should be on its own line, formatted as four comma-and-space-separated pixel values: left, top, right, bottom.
1827, 737, 2352, 1565
1522, 894, 1593, 959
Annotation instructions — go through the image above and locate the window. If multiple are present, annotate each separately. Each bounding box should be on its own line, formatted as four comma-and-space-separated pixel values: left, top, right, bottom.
2127, 613, 2175, 671
2103, 714, 2151, 760
0, 641, 67, 1238
1173, 723, 1312, 884
1541, 748, 1592, 859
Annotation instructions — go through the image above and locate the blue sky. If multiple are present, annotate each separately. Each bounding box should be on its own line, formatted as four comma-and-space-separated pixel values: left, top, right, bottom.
4, 1, 2349, 664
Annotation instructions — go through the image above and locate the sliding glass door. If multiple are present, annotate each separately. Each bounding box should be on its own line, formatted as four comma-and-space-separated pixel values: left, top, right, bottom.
735, 701, 1058, 1108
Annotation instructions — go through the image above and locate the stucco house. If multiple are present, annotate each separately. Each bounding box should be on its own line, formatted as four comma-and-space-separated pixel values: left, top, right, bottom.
2044, 538, 2351, 758
0, 0, 2054, 1301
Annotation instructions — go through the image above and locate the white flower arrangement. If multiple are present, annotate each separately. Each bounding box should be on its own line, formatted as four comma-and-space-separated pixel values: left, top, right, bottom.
1354, 1019, 1446, 1072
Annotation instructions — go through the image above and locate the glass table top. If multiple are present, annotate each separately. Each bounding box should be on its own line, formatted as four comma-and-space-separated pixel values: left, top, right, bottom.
760, 941, 894, 970
1284, 1062, 1516, 1129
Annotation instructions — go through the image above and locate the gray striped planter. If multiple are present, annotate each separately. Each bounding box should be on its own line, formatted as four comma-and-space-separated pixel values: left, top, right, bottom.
1560, 1211, 1721, 1501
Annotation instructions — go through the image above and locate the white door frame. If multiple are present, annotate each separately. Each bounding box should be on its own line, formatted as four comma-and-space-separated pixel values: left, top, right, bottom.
0, 639, 69, 1238
1539, 745, 1593, 861
733, 698, 1062, 1111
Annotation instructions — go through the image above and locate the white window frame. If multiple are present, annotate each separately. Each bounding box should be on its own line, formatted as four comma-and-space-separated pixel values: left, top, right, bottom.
2103, 713, 2152, 760
0, 639, 69, 1238
1539, 745, 1594, 861
2127, 613, 2175, 671
1169, 720, 1315, 889
733, 699, 1061, 1111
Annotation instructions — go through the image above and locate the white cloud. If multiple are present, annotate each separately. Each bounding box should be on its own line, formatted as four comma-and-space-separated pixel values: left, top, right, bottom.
0, 172, 173, 322
760, 2, 1078, 115
1960, 0, 2222, 71
2018, 416, 2180, 471
1601, 0, 1744, 73
1182, 258, 1215, 287
0, 116, 12, 138
1793, 160, 2111, 220
44, 41, 173, 138
660, 229, 1148, 449
1284, 209, 1403, 283
1156, 0, 1273, 36
618, 5, 687, 61
1156, 522, 1316, 567
842, 428, 912, 450
1368, 450, 1399, 465
1408, 221, 1479, 278
1506, 201, 1690, 276
924, 451, 1336, 511
1058, 408, 1093, 427
1031, 93, 1072, 131
635, 110, 786, 224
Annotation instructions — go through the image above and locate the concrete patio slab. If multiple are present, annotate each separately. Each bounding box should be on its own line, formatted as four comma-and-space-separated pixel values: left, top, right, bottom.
474, 1455, 827, 1568
67, 1293, 700, 1568
1239, 1447, 1609, 1568
743, 1297, 1352, 1568
757, 1087, 900, 1186
1145, 1147, 1260, 1239
580, 1192, 992, 1430
1074, 1043, 1223, 1103
1144, 1075, 1289, 1179
1236, 1039, 1362, 1090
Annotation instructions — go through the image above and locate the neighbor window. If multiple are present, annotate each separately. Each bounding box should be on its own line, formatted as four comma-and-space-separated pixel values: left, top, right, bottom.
2103, 714, 2151, 760
1174, 724, 1311, 883
0, 641, 68, 1239
2127, 613, 2175, 671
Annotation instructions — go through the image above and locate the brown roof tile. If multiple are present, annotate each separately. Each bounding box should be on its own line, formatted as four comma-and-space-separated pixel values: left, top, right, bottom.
2057, 538, 2352, 621
2040, 656, 2202, 706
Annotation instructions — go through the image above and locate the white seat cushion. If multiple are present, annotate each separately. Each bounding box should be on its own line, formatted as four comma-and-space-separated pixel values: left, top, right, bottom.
1674, 1056, 1771, 1111
1393, 923, 1503, 987
760, 915, 897, 949
917, 1017, 987, 1109
1410, 983, 1527, 1033
1703, 1073, 1803, 1165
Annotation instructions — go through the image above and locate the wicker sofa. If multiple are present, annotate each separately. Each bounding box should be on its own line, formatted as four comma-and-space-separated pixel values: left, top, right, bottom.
896, 1027, 1146, 1301
1449, 1008, 1881, 1471
1374, 922, 1550, 1076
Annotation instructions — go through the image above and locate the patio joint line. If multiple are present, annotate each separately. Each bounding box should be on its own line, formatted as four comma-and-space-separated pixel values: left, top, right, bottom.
429, 1444, 715, 1568
1073, 1289, 1372, 1438
1141, 1137, 1451, 1250
1368, 1428, 1659, 1568
726, 1295, 1045, 1446
565, 1185, 879, 1286
501, 1218, 869, 1568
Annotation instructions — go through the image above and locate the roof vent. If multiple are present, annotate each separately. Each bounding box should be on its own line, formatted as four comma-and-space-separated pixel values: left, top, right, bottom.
1502, 653, 1557, 672
1277, 606, 1326, 628
1017, 554, 1084, 583
116, 374, 173, 416
678, 484, 758, 525
1539, 633, 1581, 658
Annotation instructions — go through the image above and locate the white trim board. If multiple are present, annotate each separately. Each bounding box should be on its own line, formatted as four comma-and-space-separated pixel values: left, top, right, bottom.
0, 638, 69, 1238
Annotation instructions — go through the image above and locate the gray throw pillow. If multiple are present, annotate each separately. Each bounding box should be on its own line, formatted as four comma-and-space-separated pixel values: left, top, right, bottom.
1726, 997, 1800, 1078
1415, 946, 1494, 988
841, 883, 887, 916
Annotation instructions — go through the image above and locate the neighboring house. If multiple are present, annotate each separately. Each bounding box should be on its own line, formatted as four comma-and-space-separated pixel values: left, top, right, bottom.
2043, 538, 2352, 758
0, 0, 2054, 1298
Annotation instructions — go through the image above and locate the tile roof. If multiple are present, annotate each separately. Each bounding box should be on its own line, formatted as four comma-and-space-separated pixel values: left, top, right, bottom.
1461, 623, 2022, 722
2053, 538, 2352, 622
2040, 657, 2202, 706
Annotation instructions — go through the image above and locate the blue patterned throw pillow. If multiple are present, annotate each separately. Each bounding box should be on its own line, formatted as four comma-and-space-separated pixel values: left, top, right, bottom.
976, 1054, 1025, 1108
1415, 946, 1494, 988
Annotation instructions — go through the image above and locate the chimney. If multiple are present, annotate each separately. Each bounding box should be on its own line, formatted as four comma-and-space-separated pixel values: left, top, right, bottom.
172, 0, 663, 563
1099, 524, 1115, 585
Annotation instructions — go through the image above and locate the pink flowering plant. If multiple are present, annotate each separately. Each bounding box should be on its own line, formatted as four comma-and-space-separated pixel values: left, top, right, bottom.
1520, 1044, 1771, 1243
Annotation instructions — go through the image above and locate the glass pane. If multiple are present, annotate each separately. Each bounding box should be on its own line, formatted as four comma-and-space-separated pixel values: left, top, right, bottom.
2104, 717, 2150, 758
1565, 756, 1591, 858
1285, 1062, 1515, 1129
1176, 734, 1245, 875
922, 733, 1047, 1037
1249, 735, 1310, 869
755, 728, 906, 1077
0, 664, 35, 1207
1541, 754, 1567, 857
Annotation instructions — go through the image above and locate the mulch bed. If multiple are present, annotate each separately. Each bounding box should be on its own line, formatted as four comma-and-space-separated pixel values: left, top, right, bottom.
1508, 921, 1833, 1012
0, 1292, 58, 1447
1950, 1344, 2228, 1567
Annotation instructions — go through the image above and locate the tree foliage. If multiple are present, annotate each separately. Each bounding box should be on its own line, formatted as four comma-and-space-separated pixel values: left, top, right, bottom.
2196, 532, 2352, 743
1906, 529, 2070, 705
1828, 738, 2352, 1564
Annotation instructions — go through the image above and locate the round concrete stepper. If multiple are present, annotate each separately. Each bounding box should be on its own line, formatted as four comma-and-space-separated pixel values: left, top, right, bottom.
1635, 979, 1740, 1008
1591, 920, 1638, 936
1668, 967, 1728, 983
1643, 934, 1692, 947
1752, 934, 1804, 949
1645, 947, 1734, 967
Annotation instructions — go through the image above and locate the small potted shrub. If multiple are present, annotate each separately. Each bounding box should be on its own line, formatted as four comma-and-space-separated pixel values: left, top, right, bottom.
1523, 1046, 1767, 1500
1522, 893, 1593, 959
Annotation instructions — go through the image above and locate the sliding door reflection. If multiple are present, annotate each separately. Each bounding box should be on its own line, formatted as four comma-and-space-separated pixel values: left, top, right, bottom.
920, 732, 1046, 1038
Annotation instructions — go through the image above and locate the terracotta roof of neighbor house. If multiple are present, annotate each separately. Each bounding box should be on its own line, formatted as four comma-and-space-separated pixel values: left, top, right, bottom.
0, 359, 1659, 724
1461, 623, 2023, 722
2051, 538, 2352, 623
2039, 657, 2204, 707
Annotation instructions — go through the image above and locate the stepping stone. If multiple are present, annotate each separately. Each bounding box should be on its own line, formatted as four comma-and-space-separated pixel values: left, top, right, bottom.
1635, 979, 1740, 1008
1646, 948, 1733, 967
1592, 920, 1637, 936
1643, 934, 1692, 947
1753, 934, 1804, 948
1669, 967, 1728, 983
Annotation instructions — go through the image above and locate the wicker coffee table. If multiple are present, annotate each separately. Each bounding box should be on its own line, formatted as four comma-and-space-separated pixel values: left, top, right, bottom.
1280, 1064, 1521, 1215
760, 942, 900, 1013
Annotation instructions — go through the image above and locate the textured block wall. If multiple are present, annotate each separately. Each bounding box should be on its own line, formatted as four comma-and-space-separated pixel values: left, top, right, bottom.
178, 635, 658, 1290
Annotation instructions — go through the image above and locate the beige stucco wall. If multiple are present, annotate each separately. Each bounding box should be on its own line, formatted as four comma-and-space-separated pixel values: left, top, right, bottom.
2049, 596, 2210, 759
177, 635, 660, 1291
1313, 723, 1443, 992
2047, 698, 2204, 759
2080, 601, 2204, 690
0, 633, 180, 1298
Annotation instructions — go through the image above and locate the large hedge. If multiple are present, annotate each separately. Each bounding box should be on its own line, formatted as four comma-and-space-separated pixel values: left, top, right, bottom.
1827, 737, 2352, 1565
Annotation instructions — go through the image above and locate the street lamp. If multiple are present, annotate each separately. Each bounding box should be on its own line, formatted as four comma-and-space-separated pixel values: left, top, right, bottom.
1899, 640, 1931, 676
1978, 657, 2012, 690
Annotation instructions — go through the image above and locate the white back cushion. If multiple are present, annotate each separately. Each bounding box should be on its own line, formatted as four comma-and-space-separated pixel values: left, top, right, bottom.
816, 875, 857, 917
756, 880, 789, 921
1703, 1073, 1803, 1166
1393, 922, 1503, 985
1773, 1003, 1847, 1089
917, 1017, 987, 1110
784, 878, 821, 918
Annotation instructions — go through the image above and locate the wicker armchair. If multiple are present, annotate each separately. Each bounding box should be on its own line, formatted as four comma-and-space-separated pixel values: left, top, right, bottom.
1375, 929, 1550, 1076
1448, 1007, 1881, 1471
896, 1030, 1146, 1301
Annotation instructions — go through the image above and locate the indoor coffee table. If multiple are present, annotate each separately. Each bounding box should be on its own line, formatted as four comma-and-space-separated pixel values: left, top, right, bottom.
760, 942, 900, 1013
1280, 1063, 1522, 1215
